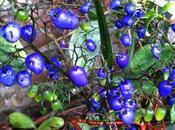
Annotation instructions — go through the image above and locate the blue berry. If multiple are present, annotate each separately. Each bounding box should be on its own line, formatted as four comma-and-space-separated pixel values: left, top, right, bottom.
2, 22, 21, 43
119, 79, 134, 98
119, 108, 135, 125
49, 8, 79, 30
90, 98, 101, 110
124, 98, 137, 110
98, 87, 107, 100
120, 34, 132, 47
116, 52, 129, 69
115, 20, 123, 29
125, 3, 136, 15
79, 2, 92, 14
21, 24, 37, 43
0, 65, 16, 86
135, 9, 145, 18
171, 23, 175, 32
110, 0, 122, 10
108, 97, 124, 111
25, 53, 45, 74
59, 40, 67, 48
97, 68, 106, 78
121, 15, 135, 27
68, 66, 89, 87
167, 95, 175, 106
85, 39, 96, 52
108, 88, 122, 99
158, 80, 172, 97
151, 45, 161, 59
16, 70, 31, 87
137, 27, 146, 39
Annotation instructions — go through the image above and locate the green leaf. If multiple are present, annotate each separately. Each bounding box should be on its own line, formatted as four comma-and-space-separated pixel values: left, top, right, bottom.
161, 2, 175, 14
0, 36, 26, 70
9, 112, 36, 129
80, 123, 92, 130
68, 21, 100, 70
170, 104, 175, 124
128, 44, 175, 78
38, 117, 64, 130
94, 0, 113, 69
142, 80, 156, 95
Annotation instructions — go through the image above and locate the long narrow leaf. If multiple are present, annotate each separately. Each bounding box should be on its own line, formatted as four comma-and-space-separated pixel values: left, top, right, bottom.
94, 0, 113, 69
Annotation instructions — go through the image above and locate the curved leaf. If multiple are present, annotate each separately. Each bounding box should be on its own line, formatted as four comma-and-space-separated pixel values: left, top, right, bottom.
38, 117, 64, 130
9, 112, 36, 129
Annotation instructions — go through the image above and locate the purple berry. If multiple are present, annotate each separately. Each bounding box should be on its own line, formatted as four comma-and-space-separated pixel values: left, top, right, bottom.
119, 108, 135, 125
137, 27, 146, 39
121, 15, 135, 27
115, 20, 123, 29
49, 8, 79, 30
151, 45, 161, 59
120, 34, 132, 47
25, 53, 45, 74
85, 39, 96, 52
158, 80, 172, 97
0, 65, 16, 86
116, 52, 129, 69
125, 3, 136, 15
79, 2, 92, 14
119, 79, 134, 98
108, 97, 124, 111
2, 22, 21, 43
21, 24, 37, 43
110, 0, 122, 10
16, 70, 31, 87
68, 66, 89, 87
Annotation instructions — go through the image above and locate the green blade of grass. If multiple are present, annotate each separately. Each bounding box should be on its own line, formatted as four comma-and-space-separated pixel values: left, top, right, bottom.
94, 0, 113, 69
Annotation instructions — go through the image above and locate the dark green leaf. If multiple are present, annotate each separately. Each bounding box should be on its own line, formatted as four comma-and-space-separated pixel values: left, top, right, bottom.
9, 112, 36, 129
94, 0, 113, 69
129, 45, 175, 78
170, 104, 175, 124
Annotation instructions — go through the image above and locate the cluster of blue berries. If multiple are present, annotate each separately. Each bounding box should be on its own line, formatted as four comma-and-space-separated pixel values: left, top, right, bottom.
159, 68, 175, 106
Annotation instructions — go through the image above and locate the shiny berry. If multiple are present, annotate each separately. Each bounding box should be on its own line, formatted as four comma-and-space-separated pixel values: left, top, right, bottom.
108, 97, 124, 111
16, 9, 28, 21
151, 45, 161, 59
16, 70, 31, 87
108, 88, 122, 99
0, 65, 16, 86
125, 3, 136, 15
116, 52, 129, 69
97, 68, 106, 78
110, 0, 122, 10
59, 40, 67, 48
124, 99, 137, 110
21, 24, 37, 43
158, 80, 172, 97
79, 2, 92, 14
90, 98, 101, 110
68, 66, 88, 87
120, 34, 132, 47
137, 27, 146, 39
99, 87, 107, 99
85, 39, 96, 52
119, 79, 134, 98
155, 107, 166, 121
135, 9, 145, 18
122, 15, 135, 27
115, 20, 123, 29
2, 22, 21, 43
51, 100, 62, 111
171, 23, 175, 32
167, 95, 175, 106
25, 53, 45, 74
49, 8, 79, 30
119, 108, 135, 125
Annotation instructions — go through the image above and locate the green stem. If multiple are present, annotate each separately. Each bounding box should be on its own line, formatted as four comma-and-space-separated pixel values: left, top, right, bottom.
94, 0, 113, 69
